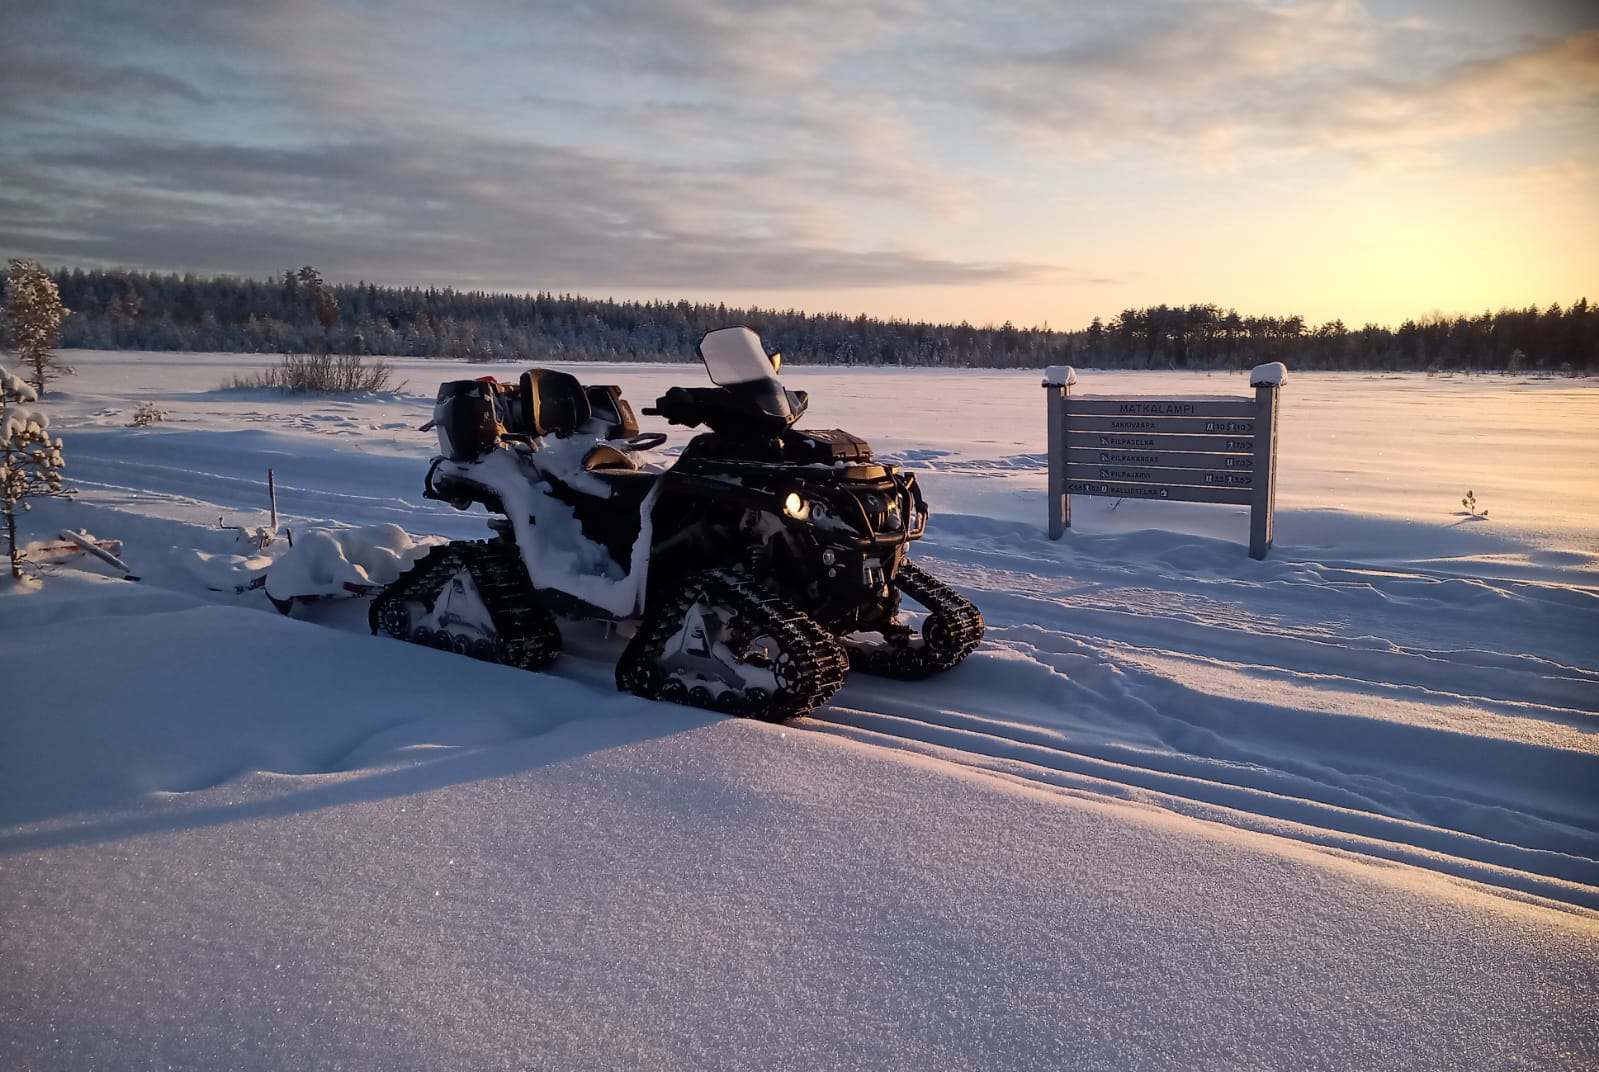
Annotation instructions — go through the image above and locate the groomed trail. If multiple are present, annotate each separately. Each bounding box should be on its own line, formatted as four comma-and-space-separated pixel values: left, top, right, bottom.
21, 369, 1599, 915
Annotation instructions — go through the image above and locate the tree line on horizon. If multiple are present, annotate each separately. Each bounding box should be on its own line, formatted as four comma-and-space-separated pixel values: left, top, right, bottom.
11, 265, 1596, 374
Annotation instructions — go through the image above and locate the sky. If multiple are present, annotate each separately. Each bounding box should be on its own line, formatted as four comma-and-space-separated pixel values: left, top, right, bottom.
1, 0, 1595, 331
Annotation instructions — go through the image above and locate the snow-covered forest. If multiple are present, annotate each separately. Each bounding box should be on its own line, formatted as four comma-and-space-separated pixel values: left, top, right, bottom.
20, 265, 1598, 372
1, 349, 1595, 1070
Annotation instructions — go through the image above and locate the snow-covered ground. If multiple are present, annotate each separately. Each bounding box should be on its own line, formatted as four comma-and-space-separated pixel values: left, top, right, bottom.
3, 350, 1596, 1070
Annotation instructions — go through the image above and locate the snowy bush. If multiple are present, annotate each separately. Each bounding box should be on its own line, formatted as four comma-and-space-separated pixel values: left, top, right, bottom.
220, 352, 397, 394
2, 359, 71, 577
2, 363, 36, 406
130, 401, 167, 427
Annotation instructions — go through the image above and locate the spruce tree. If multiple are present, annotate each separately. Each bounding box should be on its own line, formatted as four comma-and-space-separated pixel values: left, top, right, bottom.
1, 361, 69, 578
3, 259, 72, 397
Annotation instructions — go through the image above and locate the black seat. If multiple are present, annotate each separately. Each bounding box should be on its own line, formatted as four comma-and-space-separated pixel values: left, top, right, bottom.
584, 384, 641, 439
518, 369, 590, 437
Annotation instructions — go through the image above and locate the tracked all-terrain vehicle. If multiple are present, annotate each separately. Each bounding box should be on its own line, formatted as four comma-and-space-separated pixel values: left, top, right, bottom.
370, 327, 983, 720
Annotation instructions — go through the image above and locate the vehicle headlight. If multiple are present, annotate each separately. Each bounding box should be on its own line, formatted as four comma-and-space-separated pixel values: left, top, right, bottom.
883, 497, 902, 531
783, 492, 809, 519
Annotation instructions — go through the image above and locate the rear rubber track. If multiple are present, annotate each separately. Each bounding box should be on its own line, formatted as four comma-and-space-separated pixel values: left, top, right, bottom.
369, 540, 561, 671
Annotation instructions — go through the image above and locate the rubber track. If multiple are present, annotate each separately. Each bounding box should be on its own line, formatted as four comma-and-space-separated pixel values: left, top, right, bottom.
369, 541, 561, 671
847, 560, 985, 680
616, 569, 849, 722
368, 543, 462, 635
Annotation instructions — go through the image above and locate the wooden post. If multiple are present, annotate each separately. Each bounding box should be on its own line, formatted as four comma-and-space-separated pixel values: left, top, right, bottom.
1042, 367, 1075, 539
1248, 377, 1281, 559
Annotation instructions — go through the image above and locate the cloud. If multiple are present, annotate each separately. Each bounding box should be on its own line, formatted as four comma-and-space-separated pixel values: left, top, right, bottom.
518, 0, 926, 89
1312, 29, 1599, 161
2, 133, 1059, 291
0, 0, 1054, 291
0, 59, 204, 121
960, 1, 1599, 168
963, 1, 1376, 152
0, 2, 210, 122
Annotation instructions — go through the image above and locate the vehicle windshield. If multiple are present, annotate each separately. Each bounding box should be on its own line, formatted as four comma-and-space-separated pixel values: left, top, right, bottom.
695, 326, 804, 428
699, 327, 777, 386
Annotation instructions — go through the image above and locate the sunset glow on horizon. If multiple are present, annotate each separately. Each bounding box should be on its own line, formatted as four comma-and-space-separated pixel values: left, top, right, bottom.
2, 0, 1594, 330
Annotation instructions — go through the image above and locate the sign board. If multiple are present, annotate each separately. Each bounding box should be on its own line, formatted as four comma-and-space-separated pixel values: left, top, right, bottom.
1060, 399, 1256, 419
1063, 415, 1257, 436
1042, 368, 1285, 559
1064, 481, 1253, 506
1066, 431, 1258, 453
1063, 448, 1254, 470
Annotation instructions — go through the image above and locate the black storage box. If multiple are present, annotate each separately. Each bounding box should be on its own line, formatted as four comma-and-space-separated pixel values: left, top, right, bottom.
791, 428, 873, 463
433, 380, 503, 461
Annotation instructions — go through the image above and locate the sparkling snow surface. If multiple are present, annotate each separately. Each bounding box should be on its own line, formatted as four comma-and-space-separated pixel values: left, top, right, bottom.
2, 350, 1597, 1071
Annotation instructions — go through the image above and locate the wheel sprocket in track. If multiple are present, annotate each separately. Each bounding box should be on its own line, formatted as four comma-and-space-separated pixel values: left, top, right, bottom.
616, 569, 848, 722
845, 560, 984, 680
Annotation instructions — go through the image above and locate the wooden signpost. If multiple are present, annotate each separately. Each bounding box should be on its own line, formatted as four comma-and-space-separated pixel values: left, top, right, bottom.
1042, 364, 1286, 558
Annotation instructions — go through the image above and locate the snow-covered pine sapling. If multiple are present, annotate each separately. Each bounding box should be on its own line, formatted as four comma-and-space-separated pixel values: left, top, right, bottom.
2, 259, 72, 398
1461, 490, 1487, 518
1, 360, 71, 578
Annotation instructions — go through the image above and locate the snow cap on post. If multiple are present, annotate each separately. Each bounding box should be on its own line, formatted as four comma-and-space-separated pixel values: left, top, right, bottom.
1250, 362, 1287, 388
1042, 365, 1077, 387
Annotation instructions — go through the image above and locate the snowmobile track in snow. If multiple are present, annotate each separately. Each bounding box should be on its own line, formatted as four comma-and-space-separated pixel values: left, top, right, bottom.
796, 548, 1599, 913
802, 701, 1599, 911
